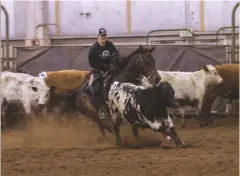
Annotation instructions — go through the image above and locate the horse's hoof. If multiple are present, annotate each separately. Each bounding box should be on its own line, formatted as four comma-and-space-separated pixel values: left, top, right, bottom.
209, 119, 213, 125
115, 143, 123, 148
116, 140, 123, 147
200, 122, 207, 128
116, 142, 122, 146
178, 143, 189, 148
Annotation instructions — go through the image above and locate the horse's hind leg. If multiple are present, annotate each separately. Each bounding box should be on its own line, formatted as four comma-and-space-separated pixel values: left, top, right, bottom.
131, 126, 140, 140
112, 120, 123, 146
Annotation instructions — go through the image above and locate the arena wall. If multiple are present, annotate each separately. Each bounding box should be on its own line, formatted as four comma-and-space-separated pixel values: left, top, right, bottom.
1, 0, 239, 39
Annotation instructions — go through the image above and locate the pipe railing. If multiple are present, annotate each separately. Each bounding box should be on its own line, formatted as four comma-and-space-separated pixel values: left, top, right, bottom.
1, 5, 9, 62
230, 2, 239, 117
35, 23, 60, 44
231, 2, 239, 63
216, 26, 239, 45
146, 28, 195, 45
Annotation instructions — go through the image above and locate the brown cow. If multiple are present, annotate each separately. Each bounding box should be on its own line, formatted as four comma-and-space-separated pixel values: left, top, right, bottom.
43, 70, 90, 94
39, 69, 113, 135
38, 70, 90, 124
199, 64, 239, 127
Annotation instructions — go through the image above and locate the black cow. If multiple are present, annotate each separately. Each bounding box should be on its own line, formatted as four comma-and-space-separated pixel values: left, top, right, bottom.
108, 81, 185, 147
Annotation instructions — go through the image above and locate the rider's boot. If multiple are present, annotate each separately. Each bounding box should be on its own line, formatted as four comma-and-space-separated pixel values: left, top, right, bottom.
91, 94, 109, 120
98, 102, 110, 120
98, 105, 108, 120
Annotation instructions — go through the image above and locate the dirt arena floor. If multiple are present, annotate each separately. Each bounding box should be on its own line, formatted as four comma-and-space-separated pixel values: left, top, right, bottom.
2, 115, 239, 176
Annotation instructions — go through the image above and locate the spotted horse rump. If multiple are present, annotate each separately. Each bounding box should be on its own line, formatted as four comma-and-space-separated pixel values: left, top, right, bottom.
108, 80, 185, 147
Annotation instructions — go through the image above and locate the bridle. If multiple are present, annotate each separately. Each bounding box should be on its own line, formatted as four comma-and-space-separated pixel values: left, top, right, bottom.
138, 52, 157, 85
113, 52, 157, 83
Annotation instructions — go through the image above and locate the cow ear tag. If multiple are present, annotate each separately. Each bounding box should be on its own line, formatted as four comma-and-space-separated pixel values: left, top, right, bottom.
38, 71, 48, 79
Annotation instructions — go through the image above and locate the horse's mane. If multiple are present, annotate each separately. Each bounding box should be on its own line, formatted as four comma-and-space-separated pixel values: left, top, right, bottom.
126, 45, 154, 59
116, 45, 153, 69
116, 45, 154, 70
126, 47, 142, 59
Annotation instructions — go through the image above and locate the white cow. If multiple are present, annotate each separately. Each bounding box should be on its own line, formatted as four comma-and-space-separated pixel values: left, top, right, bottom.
1, 71, 55, 128
141, 65, 223, 127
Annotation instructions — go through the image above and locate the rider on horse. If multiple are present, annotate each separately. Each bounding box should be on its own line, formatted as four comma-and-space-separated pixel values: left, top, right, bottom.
87, 28, 120, 119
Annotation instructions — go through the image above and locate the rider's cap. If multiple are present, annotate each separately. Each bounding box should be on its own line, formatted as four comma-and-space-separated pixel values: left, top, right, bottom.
97, 28, 107, 36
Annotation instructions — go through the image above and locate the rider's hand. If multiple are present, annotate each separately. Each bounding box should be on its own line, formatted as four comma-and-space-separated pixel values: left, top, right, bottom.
109, 64, 115, 72
110, 53, 119, 67
111, 53, 118, 60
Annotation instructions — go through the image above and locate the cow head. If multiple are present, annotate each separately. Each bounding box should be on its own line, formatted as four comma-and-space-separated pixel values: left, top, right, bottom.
157, 81, 178, 108
29, 78, 56, 108
200, 65, 223, 86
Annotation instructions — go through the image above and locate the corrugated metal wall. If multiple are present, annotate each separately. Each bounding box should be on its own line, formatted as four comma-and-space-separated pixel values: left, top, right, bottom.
1, 0, 239, 39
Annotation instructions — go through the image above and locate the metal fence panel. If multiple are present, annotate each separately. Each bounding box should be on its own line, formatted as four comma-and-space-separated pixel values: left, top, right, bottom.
16, 45, 228, 75
1, 45, 17, 72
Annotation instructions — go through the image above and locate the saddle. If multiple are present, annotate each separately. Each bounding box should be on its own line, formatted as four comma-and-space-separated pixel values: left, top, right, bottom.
83, 70, 113, 102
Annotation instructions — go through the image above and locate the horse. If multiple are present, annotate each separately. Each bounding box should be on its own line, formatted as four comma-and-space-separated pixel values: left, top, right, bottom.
76, 45, 184, 147
76, 45, 160, 136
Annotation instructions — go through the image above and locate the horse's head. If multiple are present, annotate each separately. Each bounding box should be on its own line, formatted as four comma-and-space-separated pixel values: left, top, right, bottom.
125, 45, 161, 86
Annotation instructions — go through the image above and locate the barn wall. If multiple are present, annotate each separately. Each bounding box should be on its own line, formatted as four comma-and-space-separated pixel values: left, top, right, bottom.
1, 0, 239, 39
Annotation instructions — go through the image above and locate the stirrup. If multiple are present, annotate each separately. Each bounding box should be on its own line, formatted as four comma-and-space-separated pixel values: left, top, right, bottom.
98, 107, 108, 120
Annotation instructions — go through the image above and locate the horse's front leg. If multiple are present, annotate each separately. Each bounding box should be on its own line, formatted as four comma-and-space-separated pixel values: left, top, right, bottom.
163, 116, 185, 147
147, 116, 185, 148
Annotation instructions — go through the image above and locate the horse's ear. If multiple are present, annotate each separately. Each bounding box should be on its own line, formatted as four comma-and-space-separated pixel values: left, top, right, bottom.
139, 44, 143, 52
149, 46, 155, 53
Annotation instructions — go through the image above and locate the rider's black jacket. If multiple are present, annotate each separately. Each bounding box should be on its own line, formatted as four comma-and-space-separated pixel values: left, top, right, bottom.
88, 40, 120, 72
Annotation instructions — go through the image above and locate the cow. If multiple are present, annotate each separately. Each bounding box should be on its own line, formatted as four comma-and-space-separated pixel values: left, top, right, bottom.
45, 91, 80, 124
199, 64, 239, 126
37, 70, 91, 123
108, 81, 185, 147
39, 70, 90, 95
1, 71, 55, 128
141, 65, 223, 128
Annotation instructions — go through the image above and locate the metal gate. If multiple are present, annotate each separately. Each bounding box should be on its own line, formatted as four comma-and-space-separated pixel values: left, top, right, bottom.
1, 4, 17, 72
233, 44, 239, 63
1, 45, 17, 72
146, 28, 239, 117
